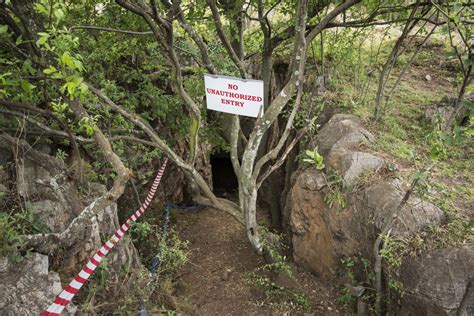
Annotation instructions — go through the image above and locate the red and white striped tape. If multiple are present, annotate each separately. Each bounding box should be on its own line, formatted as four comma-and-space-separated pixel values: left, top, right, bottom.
42, 159, 168, 316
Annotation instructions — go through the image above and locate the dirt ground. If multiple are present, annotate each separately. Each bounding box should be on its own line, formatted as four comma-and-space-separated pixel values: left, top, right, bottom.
170, 207, 346, 315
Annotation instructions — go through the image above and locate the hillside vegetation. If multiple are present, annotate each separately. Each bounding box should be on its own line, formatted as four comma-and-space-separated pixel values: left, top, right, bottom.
0, 1, 472, 315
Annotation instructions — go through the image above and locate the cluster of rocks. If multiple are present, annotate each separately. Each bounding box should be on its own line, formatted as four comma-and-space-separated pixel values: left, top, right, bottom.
284, 114, 473, 315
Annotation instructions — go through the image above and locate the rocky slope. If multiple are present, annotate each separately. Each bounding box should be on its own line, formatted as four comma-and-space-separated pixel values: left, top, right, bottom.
285, 114, 473, 315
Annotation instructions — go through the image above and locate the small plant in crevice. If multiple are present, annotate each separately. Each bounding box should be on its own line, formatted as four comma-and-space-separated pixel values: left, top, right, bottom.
379, 235, 405, 298
302, 146, 325, 170
0, 213, 28, 263
324, 170, 347, 212
130, 221, 153, 241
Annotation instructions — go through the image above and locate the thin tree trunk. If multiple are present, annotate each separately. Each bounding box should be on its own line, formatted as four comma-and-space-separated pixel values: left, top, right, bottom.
385, 22, 438, 105
373, 170, 425, 315
374, 1, 421, 120
445, 67, 472, 130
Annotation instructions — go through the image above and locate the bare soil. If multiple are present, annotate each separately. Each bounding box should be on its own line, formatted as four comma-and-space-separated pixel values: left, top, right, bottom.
171, 207, 346, 315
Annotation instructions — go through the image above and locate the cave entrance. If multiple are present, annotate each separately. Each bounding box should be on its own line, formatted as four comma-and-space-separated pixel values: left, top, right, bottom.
211, 151, 238, 198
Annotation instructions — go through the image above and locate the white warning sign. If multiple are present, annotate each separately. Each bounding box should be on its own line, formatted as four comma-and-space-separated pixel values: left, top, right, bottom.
204, 74, 264, 118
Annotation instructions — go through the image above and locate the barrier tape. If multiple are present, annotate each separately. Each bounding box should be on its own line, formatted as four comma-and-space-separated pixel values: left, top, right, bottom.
42, 159, 168, 316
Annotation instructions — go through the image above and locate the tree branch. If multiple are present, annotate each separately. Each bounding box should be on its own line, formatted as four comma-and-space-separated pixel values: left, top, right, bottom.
306, 0, 361, 43
257, 127, 306, 189
0, 99, 83, 180
70, 25, 153, 35
206, 0, 247, 78
175, 5, 217, 74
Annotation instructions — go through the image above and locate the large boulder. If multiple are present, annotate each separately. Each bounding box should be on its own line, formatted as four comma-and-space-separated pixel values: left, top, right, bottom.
288, 169, 446, 277
316, 114, 384, 187
316, 114, 374, 157
288, 168, 336, 278
361, 179, 445, 238
0, 253, 77, 315
396, 246, 474, 315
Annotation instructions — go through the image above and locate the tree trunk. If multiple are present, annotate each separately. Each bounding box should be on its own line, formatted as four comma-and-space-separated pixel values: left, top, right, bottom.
243, 183, 261, 252
445, 67, 472, 130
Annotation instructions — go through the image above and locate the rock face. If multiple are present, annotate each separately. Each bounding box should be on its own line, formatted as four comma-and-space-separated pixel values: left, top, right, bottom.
0, 253, 76, 315
286, 114, 467, 315
361, 179, 445, 238
397, 246, 474, 316
288, 168, 335, 278
13, 146, 84, 233
0, 138, 141, 313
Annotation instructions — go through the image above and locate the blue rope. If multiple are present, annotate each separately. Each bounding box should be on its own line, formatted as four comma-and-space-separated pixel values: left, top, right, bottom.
139, 299, 148, 316
162, 204, 171, 239
149, 256, 161, 274
142, 203, 202, 314
148, 204, 171, 274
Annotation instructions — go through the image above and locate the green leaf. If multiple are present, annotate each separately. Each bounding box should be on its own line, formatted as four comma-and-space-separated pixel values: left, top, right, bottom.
51, 72, 64, 79
43, 66, 58, 75
36, 32, 50, 46
16, 35, 23, 45
34, 3, 48, 15
78, 82, 88, 96
0, 25, 8, 34
73, 59, 84, 72
468, 220, 474, 230
60, 52, 75, 69
54, 8, 65, 20
22, 59, 36, 75
20, 80, 36, 93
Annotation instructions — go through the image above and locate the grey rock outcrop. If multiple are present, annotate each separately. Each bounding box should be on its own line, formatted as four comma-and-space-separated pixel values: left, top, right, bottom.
0, 137, 141, 313
397, 246, 474, 315
423, 96, 469, 127
315, 114, 385, 187
0, 253, 77, 315
339, 152, 386, 186
316, 114, 374, 157
362, 179, 445, 238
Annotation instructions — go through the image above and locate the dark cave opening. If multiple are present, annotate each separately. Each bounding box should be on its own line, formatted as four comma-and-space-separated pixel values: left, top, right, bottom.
210, 152, 238, 198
